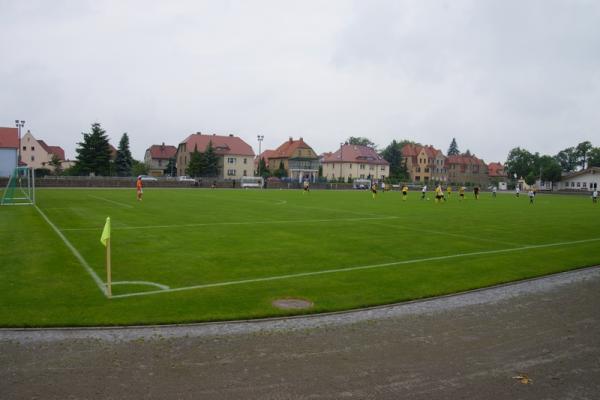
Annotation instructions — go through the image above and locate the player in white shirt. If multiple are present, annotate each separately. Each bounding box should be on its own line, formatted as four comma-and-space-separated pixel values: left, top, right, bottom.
421, 185, 427, 200
592, 189, 598, 204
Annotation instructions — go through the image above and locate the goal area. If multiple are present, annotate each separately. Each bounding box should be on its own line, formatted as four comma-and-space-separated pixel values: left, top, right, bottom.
240, 176, 264, 188
1, 167, 35, 206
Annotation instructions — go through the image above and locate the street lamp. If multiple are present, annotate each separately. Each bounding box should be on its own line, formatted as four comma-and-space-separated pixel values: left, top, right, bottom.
257, 135, 264, 177
15, 120, 25, 164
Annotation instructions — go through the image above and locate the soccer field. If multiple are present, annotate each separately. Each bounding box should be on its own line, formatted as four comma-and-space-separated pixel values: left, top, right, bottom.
1, 187, 599, 327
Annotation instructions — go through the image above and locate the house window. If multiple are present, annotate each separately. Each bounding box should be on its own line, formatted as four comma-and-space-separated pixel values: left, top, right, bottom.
243, 158, 247, 164
227, 169, 236, 176
583, 182, 587, 188
31, 146, 35, 151
243, 170, 247, 176
416, 167, 421, 172
22, 146, 26, 151
369, 165, 374, 170
571, 182, 574, 187
360, 164, 365, 170
381, 166, 385, 171
415, 176, 420, 181
360, 174, 365, 179
158, 159, 162, 166
577, 182, 580, 187
228, 158, 236, 164
31, 155, 35, 161
424, 168, 429, 173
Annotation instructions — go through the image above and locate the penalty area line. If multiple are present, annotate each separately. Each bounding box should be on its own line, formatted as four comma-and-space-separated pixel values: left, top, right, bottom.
35, 205, 108, 297
110, 236, 600, 299
88, 194, 134, 209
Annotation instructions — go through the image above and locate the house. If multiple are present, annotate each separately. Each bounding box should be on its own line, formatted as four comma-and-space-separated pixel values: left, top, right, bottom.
559, 167, 600, 191
321, 144, 389, 182
0, 127, 19, 177
264, 137, 320, 182
19, 130, 66, 172
446, 154, 489, 186
401, 144, 448, 183
144, 143, 177, 177
488, 162, 507, 188
176, 132, 255, 179
255, 149, 279, 174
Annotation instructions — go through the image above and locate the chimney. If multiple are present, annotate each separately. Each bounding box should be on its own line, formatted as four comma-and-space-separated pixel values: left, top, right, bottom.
229, 134, 233, 137
196, 132, 202, 135
161, 142, 165, 150
289, 137, 293, 142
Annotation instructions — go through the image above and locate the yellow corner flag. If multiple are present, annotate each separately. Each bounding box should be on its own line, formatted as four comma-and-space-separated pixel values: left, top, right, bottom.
100, 217, 111, 247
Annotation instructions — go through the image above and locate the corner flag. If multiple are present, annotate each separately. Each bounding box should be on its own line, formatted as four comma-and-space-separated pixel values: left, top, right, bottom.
100, 217, 111, 247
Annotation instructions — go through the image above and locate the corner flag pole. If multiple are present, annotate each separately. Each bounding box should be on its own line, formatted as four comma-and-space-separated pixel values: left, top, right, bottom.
100, 217, 112, 298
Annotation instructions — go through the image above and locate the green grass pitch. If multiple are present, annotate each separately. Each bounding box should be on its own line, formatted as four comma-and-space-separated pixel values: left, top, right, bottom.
1, 187, 599, 327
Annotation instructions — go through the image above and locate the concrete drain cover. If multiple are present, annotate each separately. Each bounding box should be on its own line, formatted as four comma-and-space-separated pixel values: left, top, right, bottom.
272, 298, 314, 310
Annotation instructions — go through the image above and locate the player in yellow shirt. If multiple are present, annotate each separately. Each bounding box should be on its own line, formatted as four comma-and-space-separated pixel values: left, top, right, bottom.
401, 184, 408, 201
446, 185, 452, 198
371, 182, 378, 199
459, 186, 465, 201
435, 184, 443, 203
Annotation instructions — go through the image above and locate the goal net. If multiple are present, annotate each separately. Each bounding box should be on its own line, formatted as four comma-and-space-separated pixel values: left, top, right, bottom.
1, 167, 35, 206
240, 176, 264, 188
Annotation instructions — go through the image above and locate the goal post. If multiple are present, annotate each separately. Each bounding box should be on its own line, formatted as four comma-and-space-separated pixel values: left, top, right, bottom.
1, 167, 35, 206
240, 176, 264, 189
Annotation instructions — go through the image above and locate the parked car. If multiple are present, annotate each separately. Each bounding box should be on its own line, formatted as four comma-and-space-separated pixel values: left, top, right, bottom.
139, 175, 158, 182
177, 176, 196, 182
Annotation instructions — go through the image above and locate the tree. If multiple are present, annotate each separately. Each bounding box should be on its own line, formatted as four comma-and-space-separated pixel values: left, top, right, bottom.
463, 149, 472, 157
274, 161, 287, 178
49, 154, 62, 175
346, 137, 376, 148
576, 141, 593, 169
380, 140, 409, 182
186, 145, 204, 178
588, 147, 600, 167
203, 141, 219, 177
115, 133, 133, 176
447, 138, 460, 156
505, 147, 536, 179
132, 160, 148, 176
258, 157, 270, 178
538, 155, 562, 184
74, 122, 112, 176
555, 147, 578, 172
164, 157, 176, 177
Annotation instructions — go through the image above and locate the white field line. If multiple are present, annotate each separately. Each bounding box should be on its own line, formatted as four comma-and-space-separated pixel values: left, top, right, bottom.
59, 216, 400, 232
110, 237, 600, 299
111, 281, 170, 290
88, 194, 134, 208
34, 205, 108, 297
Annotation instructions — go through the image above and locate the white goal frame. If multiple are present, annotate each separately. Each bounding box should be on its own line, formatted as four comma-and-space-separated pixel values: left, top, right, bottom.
240, 176, 264, 189
1, 167, 36, 206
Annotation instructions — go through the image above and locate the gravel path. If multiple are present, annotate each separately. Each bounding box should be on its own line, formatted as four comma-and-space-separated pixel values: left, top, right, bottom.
2, 266, 599, 399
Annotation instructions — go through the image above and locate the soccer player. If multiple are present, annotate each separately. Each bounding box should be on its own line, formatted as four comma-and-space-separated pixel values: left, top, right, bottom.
381, 181, 386, 193
516, 187, 520, 197
136, 176, 143, 201
528, 189, 535, 204
459, 186, 465, 201
421, 185, 427, 200
592, 189, 598, 204
435, 184, 443, 203
492, 186, 497, 198
473, 186, 480, 200
303, 179, 310, 194
402, 184, 408, 201
446, 185, 452, 198
371, 182, 378, 199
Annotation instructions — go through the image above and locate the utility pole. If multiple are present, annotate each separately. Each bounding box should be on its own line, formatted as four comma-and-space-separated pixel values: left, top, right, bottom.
257, 135, 264, 177
15, 120, 25, 164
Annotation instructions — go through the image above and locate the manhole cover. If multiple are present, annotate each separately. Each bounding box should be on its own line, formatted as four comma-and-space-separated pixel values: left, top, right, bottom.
272, 298, 314, 310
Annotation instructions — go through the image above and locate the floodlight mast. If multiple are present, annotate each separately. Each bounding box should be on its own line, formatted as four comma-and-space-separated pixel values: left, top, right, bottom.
15, 120, 25, 164
257, 135, 264, 181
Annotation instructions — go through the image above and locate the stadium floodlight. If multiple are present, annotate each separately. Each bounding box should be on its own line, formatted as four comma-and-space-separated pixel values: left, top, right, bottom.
15, 120, 25, 163
1, 167, 35, 206
257, 135, 264, 179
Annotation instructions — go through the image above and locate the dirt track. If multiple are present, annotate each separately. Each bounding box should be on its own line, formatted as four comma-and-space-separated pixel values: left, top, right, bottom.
2, 267, 599, 399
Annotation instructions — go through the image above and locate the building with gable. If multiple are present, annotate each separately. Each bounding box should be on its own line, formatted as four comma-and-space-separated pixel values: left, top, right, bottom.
321, 144, 389, 182
401, 144, 448, 183
144, 143, 177, 176
446, 154, 489, 186
0, 127, 19, 177
264, 137, 320, 182
19, 130, 66, 172
176, 132, 255, 179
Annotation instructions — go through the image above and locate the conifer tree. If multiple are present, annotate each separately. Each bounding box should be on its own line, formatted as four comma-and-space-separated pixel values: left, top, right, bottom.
186, 145, 204, 177
204, 141, 219, 177
74, 122, 112, 176
447, 138, 460, 156
115, 133, 133, 176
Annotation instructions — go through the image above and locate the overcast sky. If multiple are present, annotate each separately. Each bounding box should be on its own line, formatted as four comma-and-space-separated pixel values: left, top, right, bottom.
1, 0, 599, 162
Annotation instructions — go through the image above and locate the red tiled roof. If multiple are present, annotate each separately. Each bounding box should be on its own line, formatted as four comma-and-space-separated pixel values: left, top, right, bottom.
269, 137, 315, 158
0, 127, 19, 149
148, 144, 177, 159
488, 162, 506, 177
109, 144, 118, 159
322, 144, 389, 165
47, 146, 65, 160
401, 143, 444, 161
447, 154, 486, 166
181, 133, 254, 156
257, 149, 278, 163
